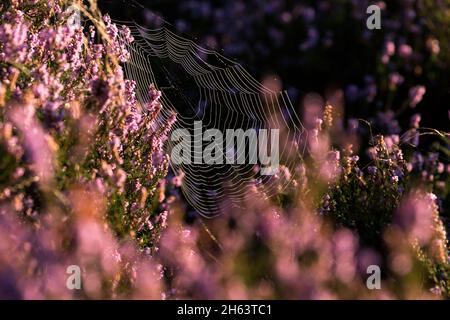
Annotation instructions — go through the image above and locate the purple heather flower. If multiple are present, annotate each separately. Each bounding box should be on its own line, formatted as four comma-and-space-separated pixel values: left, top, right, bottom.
375, 111, 401, 134
403, 129, 420, 147
300, 27, 319, 51
367, 166, 377, 175
411, 152, 424, 170
0, 10, 29, 63
428, 153, 439, 164
426, 38, 440, 55
399, 44, 413, 59
389, 73, 404, 88
364, 83, 377, 102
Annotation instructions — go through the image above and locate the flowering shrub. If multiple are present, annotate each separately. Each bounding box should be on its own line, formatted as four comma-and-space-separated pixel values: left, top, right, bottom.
0, 0, 174, 297
0, 0, 449, 299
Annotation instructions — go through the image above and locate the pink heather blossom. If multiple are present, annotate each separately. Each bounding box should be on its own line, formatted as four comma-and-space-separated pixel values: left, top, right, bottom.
389, 72, 404, 88
0, 0, 449, 301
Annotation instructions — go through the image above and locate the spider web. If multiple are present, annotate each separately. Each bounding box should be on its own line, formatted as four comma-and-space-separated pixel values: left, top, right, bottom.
115, 19, 307, 217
